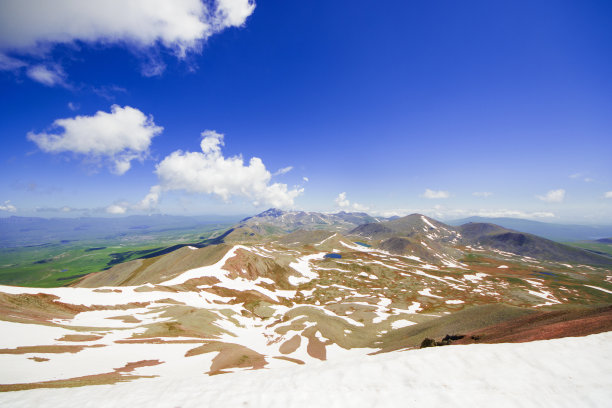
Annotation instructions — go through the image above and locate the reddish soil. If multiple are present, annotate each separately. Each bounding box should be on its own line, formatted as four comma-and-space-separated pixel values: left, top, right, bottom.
279, 334, 301, 354
0, 344, 105, 354
454, 305, 612, 345
0, 360, 161, 392
57, 334, 103, 342
115, 338, 204, 344
28, 356, 49, 362
273, 356, 305, 365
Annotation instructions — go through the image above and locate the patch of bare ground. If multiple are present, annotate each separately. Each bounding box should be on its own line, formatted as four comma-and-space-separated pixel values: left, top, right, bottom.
0, 344, 105, 354
204, 286, 279, 305
454, 304, 612, 344
273, 356, 305, 365
0, 293, 83, 323
153, 298, 187, 305
0, 292, 153, 327
107, 315, 141, 324
56, 334, 103, 342
223, 248, 296, 289
279, 334, 301, 354
75, 244, 230, 287
114, 338, 204, 344
185, 342, 267, 374
129, 306, 231, 339
0, 360, 162, 392
27, 357, 49, 362
375, 304, 536, 353
303, 326, 332, 360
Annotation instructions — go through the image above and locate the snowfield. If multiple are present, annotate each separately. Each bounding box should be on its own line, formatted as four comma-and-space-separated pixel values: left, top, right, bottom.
1, 332, 610, 408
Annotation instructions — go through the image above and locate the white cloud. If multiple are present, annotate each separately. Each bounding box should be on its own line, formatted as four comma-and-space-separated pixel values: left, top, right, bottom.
272, 166, 293, 176
0, 0, 255, 78
0, 200, 17, 212
26, 64, 67, 87
27, 105, 163, 174
334, 192, 368, 212
537, 189, 565, 203
335, 192, 350, 208
149, 130, 302, 208
604, 191, 612, 199
351, 203, 369, 212
422, 189, 450, 199
303, 177, 309, 182
373, 207, 555, 220
215, 0, 257, 28
472, 191, 492, 198
136, 185, 162, 210
67, 102, 79, 111
106, 204, 127, 214
468, 209, 555, 219
0, 53, 25, 70
570, 173, 593, 183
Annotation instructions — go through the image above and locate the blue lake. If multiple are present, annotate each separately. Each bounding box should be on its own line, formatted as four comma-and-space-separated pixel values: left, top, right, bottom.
324, 253, 342, 259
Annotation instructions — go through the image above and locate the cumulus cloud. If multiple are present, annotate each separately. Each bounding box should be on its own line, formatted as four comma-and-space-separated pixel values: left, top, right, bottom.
272, 166, 293, 176
537, 189, 565, 203
27, 105, 163, 174
335, 192, 350, 208
605, 191, 612, 199
136, 185, 162, 210
422, 189, 450, 199
334, 192, 368, 212
472, 191, 492, 198
0, 200, 17, 212
106, 204, 127, 214
303, 177, 309, 182
0, 0, 255, 78
144, 130, 302, 209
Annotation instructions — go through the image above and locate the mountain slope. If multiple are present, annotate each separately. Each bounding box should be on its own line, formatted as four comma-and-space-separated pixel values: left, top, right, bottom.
0, 216, 610, 391
459, 222, 612, 266
447, 216, 612, 242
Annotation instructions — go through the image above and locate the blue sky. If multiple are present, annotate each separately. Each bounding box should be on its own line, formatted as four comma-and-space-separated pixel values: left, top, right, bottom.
0, 0, 611, 223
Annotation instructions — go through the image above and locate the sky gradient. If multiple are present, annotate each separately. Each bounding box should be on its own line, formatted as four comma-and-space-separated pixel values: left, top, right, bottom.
1, 0, 611, 223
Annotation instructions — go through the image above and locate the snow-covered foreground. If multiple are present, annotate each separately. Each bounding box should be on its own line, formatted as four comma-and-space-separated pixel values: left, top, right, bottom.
1, 332, 610, 408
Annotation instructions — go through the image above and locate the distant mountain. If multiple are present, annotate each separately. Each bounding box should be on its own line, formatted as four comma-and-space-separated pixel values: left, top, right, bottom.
458, 222, 612, 265
0, 215, 241, 247
216, 208, 384, 242
349, 215, 612, 266
350, 214, 457, 241
349, 214, 462, 263
447, 217, 612, 242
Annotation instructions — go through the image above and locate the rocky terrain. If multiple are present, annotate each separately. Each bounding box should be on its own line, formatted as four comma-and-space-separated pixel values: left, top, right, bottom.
0, 210, 610, 394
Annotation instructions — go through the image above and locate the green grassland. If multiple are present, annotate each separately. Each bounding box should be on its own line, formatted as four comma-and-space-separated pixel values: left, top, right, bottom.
0, 224, 231, 288
565, 241, 612, 257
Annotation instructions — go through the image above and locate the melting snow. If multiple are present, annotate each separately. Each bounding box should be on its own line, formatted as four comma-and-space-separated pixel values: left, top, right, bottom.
390, 319, 416, 329
1, 333, 609, 407
584, 285, 612, 295
288, 253, 326, 285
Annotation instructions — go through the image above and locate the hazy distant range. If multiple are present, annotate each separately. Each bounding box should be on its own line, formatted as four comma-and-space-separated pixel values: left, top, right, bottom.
447, 217, 612, 242
1, 214, 611, 248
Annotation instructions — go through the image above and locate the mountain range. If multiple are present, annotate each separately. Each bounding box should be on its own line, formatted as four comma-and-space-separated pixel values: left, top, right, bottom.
0, 208, 610, 392
447, 216, 612, 242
